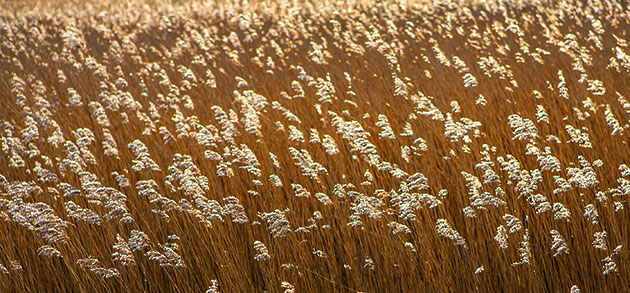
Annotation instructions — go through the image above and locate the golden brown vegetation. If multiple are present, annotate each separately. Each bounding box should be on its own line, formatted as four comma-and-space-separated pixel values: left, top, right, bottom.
1, 0, 630, 291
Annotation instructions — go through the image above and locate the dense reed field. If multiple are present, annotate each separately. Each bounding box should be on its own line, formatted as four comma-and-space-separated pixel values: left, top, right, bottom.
1, 0, 630, 291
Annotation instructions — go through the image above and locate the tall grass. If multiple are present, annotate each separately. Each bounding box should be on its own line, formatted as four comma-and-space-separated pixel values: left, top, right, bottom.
1, 0, 629, 291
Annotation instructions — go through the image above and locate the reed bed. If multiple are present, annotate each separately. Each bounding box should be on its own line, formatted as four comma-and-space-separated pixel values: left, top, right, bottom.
1, 0, 629, 291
